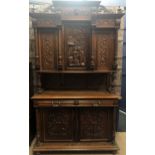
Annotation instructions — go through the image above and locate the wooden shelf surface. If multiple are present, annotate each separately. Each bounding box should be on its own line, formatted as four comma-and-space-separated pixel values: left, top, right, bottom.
37, 70, 113, 74
32, 91, 121, 100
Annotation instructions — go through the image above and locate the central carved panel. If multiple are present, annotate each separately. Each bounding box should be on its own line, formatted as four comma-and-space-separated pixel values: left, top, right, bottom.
64, 22, 91, 70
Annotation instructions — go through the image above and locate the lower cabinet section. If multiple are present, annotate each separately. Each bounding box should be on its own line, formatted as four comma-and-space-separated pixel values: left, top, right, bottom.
38, 107, 114, 143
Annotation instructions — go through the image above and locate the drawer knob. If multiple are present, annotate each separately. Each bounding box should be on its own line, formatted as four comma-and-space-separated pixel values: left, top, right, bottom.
51, 100, 61, 106
74, 100, 79, 105
98, 100, 101, 105
93, 100, 101, 107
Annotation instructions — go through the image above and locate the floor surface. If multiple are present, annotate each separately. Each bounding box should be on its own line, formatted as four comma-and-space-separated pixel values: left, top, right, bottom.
29, 132, 126, 155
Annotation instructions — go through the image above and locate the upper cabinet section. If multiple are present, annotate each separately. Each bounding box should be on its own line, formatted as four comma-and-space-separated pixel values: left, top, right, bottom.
30, 1, 124, 72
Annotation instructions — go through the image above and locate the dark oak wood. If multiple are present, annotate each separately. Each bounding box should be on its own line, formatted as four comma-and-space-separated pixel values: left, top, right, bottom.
29, 62, 36, 145
33, 141, 119, 152
32, 91, 121, 99
37, 70, 113, 73
30, 1, 123, 154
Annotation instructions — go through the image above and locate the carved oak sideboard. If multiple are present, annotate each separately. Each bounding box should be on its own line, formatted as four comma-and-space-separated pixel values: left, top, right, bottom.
30, 1, 123, 154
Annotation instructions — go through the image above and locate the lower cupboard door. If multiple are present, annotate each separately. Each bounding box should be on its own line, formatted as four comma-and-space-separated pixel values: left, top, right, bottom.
40, 107, 74, 142
79, 107, 113, 142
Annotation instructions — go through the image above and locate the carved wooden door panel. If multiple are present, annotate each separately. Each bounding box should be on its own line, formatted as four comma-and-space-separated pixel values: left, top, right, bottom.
38, 29, 58, 71
64, 22, 91, 70
96, 30, 115, 70
79, 107, 113, 141
40, 108, 74, 142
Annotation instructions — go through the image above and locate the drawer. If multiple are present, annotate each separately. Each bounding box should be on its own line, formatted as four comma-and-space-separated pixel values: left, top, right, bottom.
34, 99, 117, 107
78, 100, 115, 107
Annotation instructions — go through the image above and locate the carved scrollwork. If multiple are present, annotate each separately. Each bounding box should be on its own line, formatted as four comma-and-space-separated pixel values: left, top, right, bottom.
96, 19, 115, 27
44, 109, 73, 140
97, 36, 107, 67
97, 31, 114, 69
80, 108, 107, 139
41, 33, 55, 70
47, 111, 67, 136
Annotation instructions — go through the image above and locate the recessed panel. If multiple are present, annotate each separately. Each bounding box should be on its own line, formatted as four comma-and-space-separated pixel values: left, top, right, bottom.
64, 22, 91, 70
41, 108, 74, 142
79, 107, 113, 141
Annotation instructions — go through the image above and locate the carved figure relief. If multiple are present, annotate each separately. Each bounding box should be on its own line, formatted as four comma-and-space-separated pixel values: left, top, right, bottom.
67, 36, 85, 67
41, 31, 55, 70
44, 109, 73, 140
65, 24, 90, 68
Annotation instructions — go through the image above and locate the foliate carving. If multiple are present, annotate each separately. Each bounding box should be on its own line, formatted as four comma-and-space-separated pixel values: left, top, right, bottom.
41, 32, 55, 70
65, 25, 90, 68
80, 108, 107, 139
37, 20, 56, 27
98, 37, 107, 66
96, 19, 115, 28
42, 38, 53, 68
97, 32, 114, 69
44, 109, 73, 140
30, 13, 61, 27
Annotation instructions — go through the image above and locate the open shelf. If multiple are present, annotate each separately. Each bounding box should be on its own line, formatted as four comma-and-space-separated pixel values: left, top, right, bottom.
32, 90, 121, 100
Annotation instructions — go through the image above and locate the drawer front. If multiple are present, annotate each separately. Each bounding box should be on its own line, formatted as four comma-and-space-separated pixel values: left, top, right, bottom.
34, 99, 116, 107
78, 99, 115, 107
